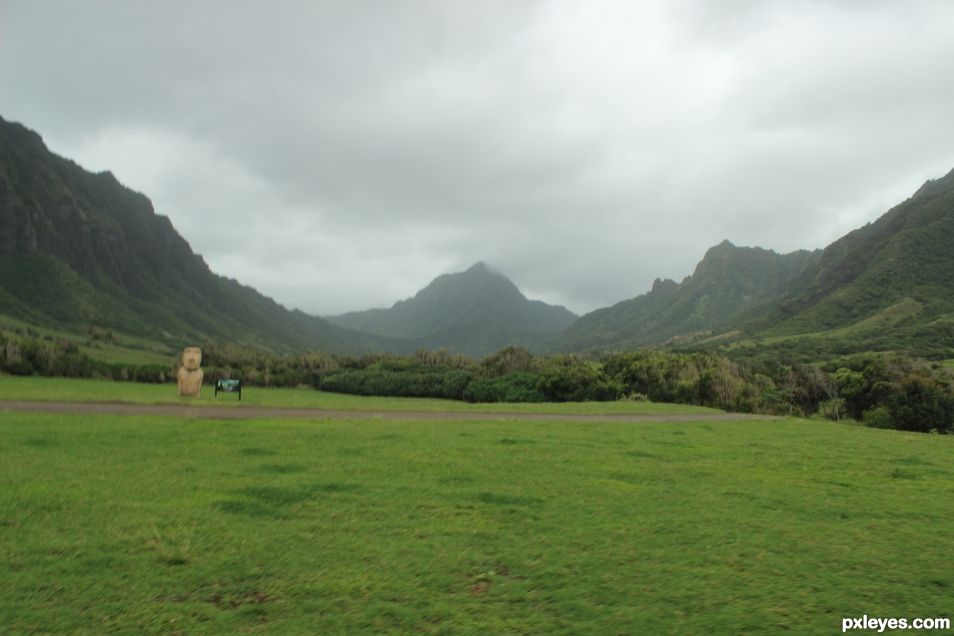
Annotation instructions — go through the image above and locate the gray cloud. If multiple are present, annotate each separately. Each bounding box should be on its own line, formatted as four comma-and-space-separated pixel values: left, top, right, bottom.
2, 0, 953, 315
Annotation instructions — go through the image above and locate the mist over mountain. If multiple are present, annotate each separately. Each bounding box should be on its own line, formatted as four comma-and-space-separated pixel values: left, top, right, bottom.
0, 115, 386, 354
328, 262, 577, 357
3, 113, 953, 362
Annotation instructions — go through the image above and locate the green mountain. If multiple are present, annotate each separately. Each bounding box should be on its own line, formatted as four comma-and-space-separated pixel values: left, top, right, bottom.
559, 167, 954, 359
0, 115, 385, 355
328, 262, 578, 357
557, 242, 820, 352
731, 166, 954, 356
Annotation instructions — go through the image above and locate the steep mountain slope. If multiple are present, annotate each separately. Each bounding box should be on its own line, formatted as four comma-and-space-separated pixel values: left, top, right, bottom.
0, 115, 384, 354
328, 262, 578, 357
558, 242, 820, 352
736, 167, 954, 353
559, 166, 954, 358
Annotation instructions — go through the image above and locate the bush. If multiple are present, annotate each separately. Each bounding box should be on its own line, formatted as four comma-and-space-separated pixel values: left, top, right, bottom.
537, 357, 622, 402
886, 379, 954, 433
462, 373, 545, 403
318, 369, 474, 401
862, 406, 894, 429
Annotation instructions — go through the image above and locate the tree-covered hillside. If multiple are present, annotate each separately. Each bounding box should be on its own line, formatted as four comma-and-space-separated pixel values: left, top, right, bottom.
759, 167, 954, 336
558, 242, 819, 352
0, 115, 386, 354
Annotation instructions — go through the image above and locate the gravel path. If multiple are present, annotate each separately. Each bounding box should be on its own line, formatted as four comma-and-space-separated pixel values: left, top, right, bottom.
0, 400, 780, 423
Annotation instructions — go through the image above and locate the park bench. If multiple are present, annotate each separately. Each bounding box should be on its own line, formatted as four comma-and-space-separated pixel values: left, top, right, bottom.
215, 378, 242, 400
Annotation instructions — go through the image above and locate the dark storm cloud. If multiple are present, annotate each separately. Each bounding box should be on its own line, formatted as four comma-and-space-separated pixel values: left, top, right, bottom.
2, 0, 953, 314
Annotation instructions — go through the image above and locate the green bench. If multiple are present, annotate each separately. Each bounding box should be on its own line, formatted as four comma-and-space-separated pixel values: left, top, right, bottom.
215, 378, 242, 400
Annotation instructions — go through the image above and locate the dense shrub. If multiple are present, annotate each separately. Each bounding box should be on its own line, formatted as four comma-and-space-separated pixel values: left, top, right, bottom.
462, 372, 545, 403
886, 379, 954, 433
537, 357, 622, 402
862, 406, 893, 429
319, 369, 474, 400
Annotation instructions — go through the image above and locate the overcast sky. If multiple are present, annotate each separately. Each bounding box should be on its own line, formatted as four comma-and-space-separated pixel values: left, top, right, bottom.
2, 1, 953, 315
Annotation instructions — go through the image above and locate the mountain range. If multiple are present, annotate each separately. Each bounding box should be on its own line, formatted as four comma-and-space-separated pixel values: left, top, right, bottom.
0, 116, 575, 357
2, 114, 953, 361
557, 241, 820, 352
559, 167, 954, 357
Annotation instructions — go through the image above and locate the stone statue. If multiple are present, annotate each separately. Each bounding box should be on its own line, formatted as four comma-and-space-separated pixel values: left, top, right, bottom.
177, 346, 203, 398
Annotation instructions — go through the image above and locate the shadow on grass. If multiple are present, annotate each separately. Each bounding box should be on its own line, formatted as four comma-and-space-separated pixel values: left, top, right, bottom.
214, 482, 361, 518
476, 492, 544, 506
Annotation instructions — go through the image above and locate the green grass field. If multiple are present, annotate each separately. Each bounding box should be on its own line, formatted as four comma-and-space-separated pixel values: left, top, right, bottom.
1, 406, 952, 633
0, 375, 719, 415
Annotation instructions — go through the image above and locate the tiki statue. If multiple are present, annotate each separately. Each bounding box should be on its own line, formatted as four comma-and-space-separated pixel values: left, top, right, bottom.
177, 346, 203, 398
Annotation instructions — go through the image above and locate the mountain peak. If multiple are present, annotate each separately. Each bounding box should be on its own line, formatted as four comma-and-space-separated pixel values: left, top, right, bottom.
464, 261, 498, 276
328, 263, 577, 356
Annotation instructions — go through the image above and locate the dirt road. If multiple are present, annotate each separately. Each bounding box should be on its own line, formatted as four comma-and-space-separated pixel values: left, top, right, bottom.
0, 400, 779, 423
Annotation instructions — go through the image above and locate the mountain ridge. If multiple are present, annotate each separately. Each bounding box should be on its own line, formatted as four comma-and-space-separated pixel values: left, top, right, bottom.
556, 241, 820, 352
557, 166, 954, 357
0, 115, 389, 355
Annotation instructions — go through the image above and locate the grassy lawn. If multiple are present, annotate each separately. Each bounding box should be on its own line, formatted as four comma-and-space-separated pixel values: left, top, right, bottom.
0, 375, 720, 415
1, 412, 952, 633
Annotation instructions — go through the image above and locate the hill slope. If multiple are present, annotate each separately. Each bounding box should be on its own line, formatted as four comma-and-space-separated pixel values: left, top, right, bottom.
558, 242, 819, 352
735, 167, 954, 355
0, 115, 385, 354
328, 262, 577, 357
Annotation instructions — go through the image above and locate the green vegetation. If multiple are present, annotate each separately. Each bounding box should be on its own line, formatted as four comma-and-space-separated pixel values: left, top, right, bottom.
559, 241, 819, 353
561, 168, 954, 361
0, 375, 718, 415
0, 115, 388, 356
0, 314, 176, 366
316, 348, 954, 433
328, 262, 578, 357
319, 347, 621, 404
764, 168, 954, 340
3, 329, 952, 432
2, 412, 952, 633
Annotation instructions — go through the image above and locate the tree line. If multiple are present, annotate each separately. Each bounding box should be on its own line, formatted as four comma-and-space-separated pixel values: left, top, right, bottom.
1, 331, 951, 433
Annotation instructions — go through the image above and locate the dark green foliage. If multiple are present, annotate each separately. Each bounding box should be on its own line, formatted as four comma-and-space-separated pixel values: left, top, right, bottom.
886, 379, 954, 433
536, 357, 622, 402
862, 406, 893, 429
818, 354, 954, 432
319, 368, 474, 400
461, 373, 545, 403
478, 345, 538, 377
